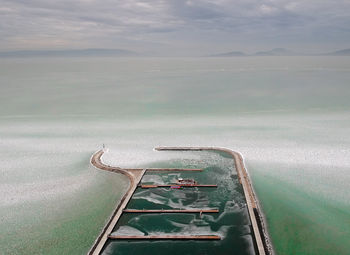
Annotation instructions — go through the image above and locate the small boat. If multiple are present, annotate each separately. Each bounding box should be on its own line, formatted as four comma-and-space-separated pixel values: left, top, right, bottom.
176, 178, 197, 185
170, 185, 181, 189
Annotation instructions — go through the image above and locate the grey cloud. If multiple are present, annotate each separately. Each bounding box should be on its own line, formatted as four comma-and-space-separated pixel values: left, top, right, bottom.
0, 0, 349, 54
169, 0, 227, 20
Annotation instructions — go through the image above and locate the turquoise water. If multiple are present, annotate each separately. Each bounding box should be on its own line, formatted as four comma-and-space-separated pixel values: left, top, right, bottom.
1, 57, 350, 254
104, 151, 255, 255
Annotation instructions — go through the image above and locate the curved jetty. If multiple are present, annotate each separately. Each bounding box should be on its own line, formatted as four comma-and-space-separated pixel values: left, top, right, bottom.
88, 147, 273, 255
88, 150, 146, 255
88, 149, 206, 255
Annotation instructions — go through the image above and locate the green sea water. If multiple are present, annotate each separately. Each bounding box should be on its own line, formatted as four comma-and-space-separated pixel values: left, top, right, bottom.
103, 151, 256, 255
0, 57, 350, 254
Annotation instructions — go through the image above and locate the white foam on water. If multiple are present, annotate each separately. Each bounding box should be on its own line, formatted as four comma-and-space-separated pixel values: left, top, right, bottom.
170, 190, 187, 200
241, 234, 257, 255
168, 174, 181, 182
2, 57, 349, 254
0, 171, 95, 206
201, 211, 235, 224
148, 225, 230, 239
167, 199, 215, 211
102, 148, 194, 168
93, 112, 350, 208
221, 200, 243, 213
133, 191, 169, 205
168, 220, 188, 228
1, 111, 350, 253
112, 226, 145, 236
141, 175, 164, 184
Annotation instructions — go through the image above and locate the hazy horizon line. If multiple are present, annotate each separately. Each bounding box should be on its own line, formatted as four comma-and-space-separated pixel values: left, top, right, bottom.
0, 47, 349, 58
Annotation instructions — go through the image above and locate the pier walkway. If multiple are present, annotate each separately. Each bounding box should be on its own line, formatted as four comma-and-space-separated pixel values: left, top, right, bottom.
139, 184, 217, 188
155, 147, 270, 255
123, 209, 219, 213
146, 168, 203, 171
88, 150, 214, 255
89, 147, 271, 255
89, 150, 146, 255
108, 235, 221, 240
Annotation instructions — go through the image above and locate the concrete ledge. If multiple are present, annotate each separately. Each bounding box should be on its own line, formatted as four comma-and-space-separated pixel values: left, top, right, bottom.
155, 146, 273, 255
88, 147, 273, 255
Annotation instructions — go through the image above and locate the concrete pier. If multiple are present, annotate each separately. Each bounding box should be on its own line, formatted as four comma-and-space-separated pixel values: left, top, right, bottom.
88, 150, 216, 255
155, 147, 272, 255
146, 168, 203, 171
108, 235, 221, 240
139, 184, 217, 188
89, 147, 272, 255
88, 150, 146, 255
123, 209, 219, 213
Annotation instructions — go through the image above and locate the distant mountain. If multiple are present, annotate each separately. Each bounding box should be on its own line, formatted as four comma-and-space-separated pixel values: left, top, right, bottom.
0, 48, 139, 58
324, 48, 350, 56
209, 51, 246, 57
254, 48, 296, 56
207, 48, 299, 57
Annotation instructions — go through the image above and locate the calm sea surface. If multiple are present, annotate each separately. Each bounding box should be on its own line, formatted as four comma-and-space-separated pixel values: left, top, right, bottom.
0, 57, 349, 254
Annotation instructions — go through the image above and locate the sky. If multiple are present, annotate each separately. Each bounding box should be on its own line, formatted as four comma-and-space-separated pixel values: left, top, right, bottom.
0, 0, 350, 56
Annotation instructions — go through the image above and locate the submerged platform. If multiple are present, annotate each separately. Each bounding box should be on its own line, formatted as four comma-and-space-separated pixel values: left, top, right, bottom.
108, 235, 221, 240
139, 184, 217, 188
89, 147, 272, 255
146, 168, 203, 171
123, 209, 219, 213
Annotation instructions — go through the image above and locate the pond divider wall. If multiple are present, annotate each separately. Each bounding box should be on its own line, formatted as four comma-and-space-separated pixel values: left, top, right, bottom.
88, 147, 273, 255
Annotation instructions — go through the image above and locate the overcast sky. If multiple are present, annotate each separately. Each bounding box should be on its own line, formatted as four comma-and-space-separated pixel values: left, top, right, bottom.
0, 0, 350, 55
